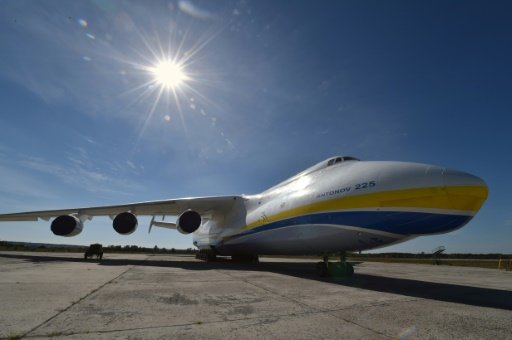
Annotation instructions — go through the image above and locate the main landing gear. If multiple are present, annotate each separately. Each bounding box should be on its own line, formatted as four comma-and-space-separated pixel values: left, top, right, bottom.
196, 249, 217, 262
316, 253, 354, 277
231, 254, 259, 263
195, 250, 259, 263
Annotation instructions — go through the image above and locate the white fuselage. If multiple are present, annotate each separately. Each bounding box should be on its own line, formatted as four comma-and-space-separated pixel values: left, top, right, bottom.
193, 159, 488, 256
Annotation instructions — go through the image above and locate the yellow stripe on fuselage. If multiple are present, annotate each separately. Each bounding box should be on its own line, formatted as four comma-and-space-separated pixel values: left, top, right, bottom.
244, 185, 488, 230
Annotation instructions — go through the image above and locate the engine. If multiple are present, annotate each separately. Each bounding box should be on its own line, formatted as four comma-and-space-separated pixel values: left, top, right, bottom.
51, 215, 83, 237
176, 210, 202, 234
113, 212, 138, 235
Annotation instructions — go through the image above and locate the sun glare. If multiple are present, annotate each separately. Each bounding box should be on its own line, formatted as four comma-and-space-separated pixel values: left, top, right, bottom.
150, 60, 188, 90
121, 26, 223, 151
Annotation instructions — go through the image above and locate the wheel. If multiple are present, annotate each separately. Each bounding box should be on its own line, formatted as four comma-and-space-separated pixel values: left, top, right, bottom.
206, 252, 216, 262
232, 254, 259, 263
316, 262, 328, 277
330, 262, 354, 277
347, 262, 354, 276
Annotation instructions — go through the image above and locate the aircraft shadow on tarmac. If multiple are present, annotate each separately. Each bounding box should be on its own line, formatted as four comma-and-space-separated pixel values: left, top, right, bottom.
1, 252, 511, 311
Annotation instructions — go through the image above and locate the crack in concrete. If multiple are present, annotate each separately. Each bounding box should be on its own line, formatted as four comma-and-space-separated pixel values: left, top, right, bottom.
320, 297, 422, 338
215, 269, 392, 338
19, 308, 379, 338
21, 300, 421, 338
14, 262, 417, 339
18, 256, 148, 339
216, 270, 321, 311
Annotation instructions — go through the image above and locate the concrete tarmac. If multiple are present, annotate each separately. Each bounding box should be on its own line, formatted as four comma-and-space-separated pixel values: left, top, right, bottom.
0, 252, 511, 339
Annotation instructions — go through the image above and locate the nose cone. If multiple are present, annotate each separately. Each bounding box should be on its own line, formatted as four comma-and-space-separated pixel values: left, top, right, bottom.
443, 168, 488, 188
442, 169, 488, 213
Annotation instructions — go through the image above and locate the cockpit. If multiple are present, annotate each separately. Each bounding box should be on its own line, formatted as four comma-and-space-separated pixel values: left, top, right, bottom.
264, 156, 360, 192
302, 156, 360, 177
326, 156, 360, 167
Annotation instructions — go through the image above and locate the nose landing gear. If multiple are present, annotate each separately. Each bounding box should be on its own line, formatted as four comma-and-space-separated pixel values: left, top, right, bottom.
316, 253, 354, 277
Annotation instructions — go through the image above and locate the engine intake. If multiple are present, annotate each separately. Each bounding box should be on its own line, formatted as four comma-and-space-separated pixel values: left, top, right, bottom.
113, 212, 138, 235
176, 210, 201, 234
51, 215, 83, 237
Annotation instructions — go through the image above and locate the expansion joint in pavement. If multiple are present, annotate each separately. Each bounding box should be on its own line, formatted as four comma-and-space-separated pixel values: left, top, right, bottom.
18, 256, 149, 339
319, 297, 421, 338
215, 269, 388, 338
215, 269, 319, 311
20, 308, 384, 338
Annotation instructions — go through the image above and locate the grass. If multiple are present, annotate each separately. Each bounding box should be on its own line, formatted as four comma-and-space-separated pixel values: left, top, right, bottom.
346, 257, 510, 270
265, 254, 511, 270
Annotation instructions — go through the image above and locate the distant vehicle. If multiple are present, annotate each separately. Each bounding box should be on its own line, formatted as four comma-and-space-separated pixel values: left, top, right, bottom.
84, 243, 103, 260
0, 156, 488, 276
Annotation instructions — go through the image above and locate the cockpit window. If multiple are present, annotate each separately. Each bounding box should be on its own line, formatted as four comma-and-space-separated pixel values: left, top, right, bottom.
264, 156, 360, 192
327, 156, 360, 166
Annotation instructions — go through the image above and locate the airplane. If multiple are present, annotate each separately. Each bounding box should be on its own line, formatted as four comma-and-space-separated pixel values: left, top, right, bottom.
0, 156, 488, 276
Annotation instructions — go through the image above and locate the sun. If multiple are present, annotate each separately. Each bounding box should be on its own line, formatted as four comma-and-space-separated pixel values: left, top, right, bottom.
120, 26, 221, 149
150, 60, 188, 90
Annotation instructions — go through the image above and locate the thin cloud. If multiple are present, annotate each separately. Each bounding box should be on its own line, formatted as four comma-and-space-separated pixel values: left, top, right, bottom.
0, 151, 141, 198
0, 164, 57, 201
178, 1, 218, 20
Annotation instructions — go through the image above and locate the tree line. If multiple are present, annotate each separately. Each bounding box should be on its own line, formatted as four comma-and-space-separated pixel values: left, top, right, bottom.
0, 241, 196, 254
1, 241, 509, 258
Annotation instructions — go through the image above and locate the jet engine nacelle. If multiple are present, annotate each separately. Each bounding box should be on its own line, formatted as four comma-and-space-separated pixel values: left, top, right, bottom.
113, 212, 138, 235
51, 215, 83, 237
176, 210, 202, 234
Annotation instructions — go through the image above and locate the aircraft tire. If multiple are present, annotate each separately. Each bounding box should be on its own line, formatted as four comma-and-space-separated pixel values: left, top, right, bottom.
316, 262, 328, 277
206, 252, 217, 262
232, 254, 259, 263
335, 262, 355, 277
347, 262, 354, 276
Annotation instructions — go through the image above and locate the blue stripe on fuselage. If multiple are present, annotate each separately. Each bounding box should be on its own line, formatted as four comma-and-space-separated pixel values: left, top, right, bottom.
229, 211, 472, 240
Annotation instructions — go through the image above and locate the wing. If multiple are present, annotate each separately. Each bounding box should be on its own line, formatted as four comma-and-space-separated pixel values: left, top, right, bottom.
0, 195, 242, 222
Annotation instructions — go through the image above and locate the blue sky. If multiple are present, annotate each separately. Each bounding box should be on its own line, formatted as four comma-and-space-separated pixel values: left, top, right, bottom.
0, 0, 510, 253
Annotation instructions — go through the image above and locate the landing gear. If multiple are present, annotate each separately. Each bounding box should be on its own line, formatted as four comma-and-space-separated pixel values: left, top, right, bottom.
316, 253, 354, 277
195, 249, 217, 262
231, 254, 259, 263
316, 261, 328, 277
